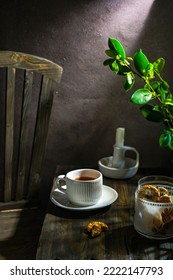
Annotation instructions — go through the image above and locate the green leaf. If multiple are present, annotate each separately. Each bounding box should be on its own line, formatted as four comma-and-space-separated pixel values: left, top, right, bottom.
156, 86, 167, 102
134, 49, 149, 75
162, 81, 169, 91
124, 73, 135, 90
140, 104, 164, 122
106, 60, 131, 75
150, 81, 161, 90
131, 88, 153, 104
167, 105, 173, 115
103, 58, 115, 66
160, 90, 166, 102
105, 49, 118, 59
109, 61, 119, 73
164, 98, 173, 114
153, 58, 165, 73
126, 56, 133, 61
145, 63, 155, 79
165, 98, 173, 106
150, 81, 169, 102
159, 129, 171, 148
108, 38, 126, 60
169, 131, 173, 150
116, 63, 131, 75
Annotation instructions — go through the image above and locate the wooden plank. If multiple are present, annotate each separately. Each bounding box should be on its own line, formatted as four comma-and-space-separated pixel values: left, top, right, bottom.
4, 67, 15, 202
27, 77, 55, 199
16, 71, 34, 200
36, 207, 131, 259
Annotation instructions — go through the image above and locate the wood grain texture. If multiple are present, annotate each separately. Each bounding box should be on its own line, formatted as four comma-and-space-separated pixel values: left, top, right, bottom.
27, 77, 55, 199
36, 166, 173, 260
4, 67, 15, 202
16, 71, 34, 200
0, 51, 63, 81
0, 51, 63, 205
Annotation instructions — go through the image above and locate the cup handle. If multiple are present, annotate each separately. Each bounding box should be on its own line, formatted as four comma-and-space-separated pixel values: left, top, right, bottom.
123, 146, 139, 163
55, 175, 67, 194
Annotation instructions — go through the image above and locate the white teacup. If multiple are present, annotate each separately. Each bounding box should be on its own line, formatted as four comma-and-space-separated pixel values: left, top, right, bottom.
56, 169, 103, 206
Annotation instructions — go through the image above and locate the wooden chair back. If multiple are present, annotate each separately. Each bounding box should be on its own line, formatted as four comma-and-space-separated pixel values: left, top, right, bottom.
0, 51, 63, 209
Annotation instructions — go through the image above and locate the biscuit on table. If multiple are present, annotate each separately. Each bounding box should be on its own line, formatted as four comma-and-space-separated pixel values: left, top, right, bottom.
85, 221, 108, 238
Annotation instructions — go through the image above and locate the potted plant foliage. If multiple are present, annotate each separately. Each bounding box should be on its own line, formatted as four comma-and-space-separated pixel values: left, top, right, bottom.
104, 37, 173, 150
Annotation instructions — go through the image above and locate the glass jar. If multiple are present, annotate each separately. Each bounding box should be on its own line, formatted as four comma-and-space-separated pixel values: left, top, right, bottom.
134, 175, 173, 239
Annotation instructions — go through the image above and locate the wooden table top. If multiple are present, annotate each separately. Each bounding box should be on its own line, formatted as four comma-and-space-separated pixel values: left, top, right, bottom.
36, 166, 173, 260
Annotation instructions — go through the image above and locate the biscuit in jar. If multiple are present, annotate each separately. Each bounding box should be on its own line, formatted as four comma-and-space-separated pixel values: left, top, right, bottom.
138, 184, 160, 201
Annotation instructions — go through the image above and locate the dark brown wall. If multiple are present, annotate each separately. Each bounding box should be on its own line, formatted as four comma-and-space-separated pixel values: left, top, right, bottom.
0, 0, 172, 196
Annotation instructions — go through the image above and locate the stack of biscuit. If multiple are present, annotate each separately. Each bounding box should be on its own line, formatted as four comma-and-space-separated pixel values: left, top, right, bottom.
138, 184, 172, 203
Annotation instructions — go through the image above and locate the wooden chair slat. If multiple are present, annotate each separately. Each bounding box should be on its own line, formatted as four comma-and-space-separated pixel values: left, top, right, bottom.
16, 70, 34, 200
28, 77, 55, 199
4, 67, 15, 202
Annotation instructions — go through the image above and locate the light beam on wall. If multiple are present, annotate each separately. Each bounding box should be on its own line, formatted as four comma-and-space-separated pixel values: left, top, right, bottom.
102, 0, 155, 52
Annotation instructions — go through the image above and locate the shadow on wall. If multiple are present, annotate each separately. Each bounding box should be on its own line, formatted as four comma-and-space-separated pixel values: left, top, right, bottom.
0, 0, 96, 57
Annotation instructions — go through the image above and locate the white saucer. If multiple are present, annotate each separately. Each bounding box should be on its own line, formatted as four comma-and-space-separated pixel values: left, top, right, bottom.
50, 185, 118, 211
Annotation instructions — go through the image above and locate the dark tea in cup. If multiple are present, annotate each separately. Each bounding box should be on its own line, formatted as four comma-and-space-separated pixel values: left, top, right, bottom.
75, 176, 95, 181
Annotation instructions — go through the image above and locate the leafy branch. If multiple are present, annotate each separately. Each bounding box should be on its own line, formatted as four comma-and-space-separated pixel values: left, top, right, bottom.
104, 37, 173, 150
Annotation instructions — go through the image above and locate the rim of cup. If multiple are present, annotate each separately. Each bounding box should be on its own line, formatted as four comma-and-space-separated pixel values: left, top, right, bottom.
66, 168, 102, 181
